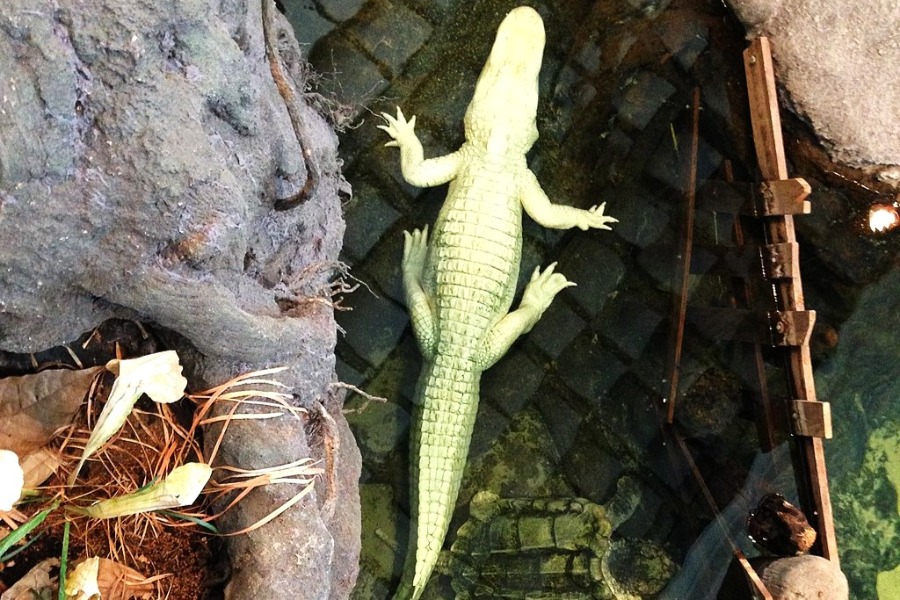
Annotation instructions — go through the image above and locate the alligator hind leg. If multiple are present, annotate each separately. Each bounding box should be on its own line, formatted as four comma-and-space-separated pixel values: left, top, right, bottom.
402, 226, 437, 359
478, 262, 574, 369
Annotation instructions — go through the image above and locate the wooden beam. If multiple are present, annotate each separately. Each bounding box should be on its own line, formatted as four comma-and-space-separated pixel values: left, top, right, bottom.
744, 37, 838, 563
745, 38, 788, 181
666, 87, 702, 424
736, 551, 774, 600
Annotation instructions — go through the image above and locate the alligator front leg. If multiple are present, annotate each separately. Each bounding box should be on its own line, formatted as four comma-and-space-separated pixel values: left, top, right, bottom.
379, 108, 462, 188
478, 262, 574, 369
402, 226, 437, 360
520, 168, 618, 231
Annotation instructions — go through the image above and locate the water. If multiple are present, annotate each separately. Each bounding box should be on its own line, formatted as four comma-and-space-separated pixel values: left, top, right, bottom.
284, 1, 900, 597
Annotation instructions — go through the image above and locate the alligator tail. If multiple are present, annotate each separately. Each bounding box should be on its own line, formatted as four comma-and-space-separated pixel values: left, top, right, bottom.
394, 360, 480, 600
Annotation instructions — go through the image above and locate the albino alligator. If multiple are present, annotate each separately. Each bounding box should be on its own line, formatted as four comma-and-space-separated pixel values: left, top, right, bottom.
379, 7, 617, 599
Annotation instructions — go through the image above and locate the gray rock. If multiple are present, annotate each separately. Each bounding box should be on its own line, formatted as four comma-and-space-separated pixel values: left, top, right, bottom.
730, 0, 900, 169
0, 1, 359, 598
758, 555, 849, 600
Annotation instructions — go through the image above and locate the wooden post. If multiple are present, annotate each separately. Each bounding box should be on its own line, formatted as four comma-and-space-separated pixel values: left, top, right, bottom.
666, 87, 702, 423
743, 37, 839, 563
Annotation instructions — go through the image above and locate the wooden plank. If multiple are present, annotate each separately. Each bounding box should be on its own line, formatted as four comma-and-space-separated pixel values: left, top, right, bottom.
666, 87, 702, 424
736, 551, 774, 600
744, 37, 838, 563
790, 400, 833, 439
744, 37, 788, 181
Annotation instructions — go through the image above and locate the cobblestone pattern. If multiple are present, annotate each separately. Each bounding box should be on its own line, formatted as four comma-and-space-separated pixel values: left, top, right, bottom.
282, 0, 843, 598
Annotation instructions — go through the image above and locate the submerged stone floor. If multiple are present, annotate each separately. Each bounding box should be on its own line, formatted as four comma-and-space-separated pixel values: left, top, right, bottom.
284, 1, 900, 598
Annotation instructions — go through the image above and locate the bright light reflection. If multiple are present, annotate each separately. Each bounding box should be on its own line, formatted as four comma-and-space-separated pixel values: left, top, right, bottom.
869, 204, 899, 233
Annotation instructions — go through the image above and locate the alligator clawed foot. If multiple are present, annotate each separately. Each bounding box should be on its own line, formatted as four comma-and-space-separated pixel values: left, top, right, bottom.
577, 202, 619, 231
521, 262, 575, 315
402, 226, 429, 283
378, 106, 418, 149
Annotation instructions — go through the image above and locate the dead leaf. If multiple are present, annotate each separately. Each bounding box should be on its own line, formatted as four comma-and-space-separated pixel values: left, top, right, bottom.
0, 557, 59, 600
0, 367, 103, 456
94, 557, 156, 599
19, 447, 63, 490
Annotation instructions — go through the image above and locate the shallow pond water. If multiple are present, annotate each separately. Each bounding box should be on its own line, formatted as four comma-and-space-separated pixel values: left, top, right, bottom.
285, 1, 900, 598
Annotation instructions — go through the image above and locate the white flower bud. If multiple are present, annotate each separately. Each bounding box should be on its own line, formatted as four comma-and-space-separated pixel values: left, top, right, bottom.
77, 462, 212, 519
70, 351, 187, 484
0, 449, 24, 511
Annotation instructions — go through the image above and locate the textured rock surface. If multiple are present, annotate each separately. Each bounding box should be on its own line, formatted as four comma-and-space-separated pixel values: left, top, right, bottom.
729, 0, 900, 171
758, 555, 849, 600
0, 1, 358, 598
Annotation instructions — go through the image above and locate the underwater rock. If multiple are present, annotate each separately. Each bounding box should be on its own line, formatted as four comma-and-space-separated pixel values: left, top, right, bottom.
756, 555, 848, 600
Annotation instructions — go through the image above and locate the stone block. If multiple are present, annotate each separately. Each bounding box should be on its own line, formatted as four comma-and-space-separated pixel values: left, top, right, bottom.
346, 396, 410, 465
466, 401, 510, 463
318, 0, 367, 22
482, 351, 545, 417
604, 184, 671, 248
557, 332, 628, 402
357, 483, 402, 579
336, 357, 366, 387
615, 72, 676, 131
596, 296, 663, 359
283, 0, 336, 46
351, 0, 433, 76
351, 230, 406, 305
555, 236, 626, 317
408, 60, 480, 139
337, 291, 408, 369
562, 439, 624, 503
646, 129, 722, 190
308, 32, 387, 108
364, 333, 421, 402
341, 178, 402, 260
461, 407, 573, 504
528, 298, 587, 359
533, 386, 586, 458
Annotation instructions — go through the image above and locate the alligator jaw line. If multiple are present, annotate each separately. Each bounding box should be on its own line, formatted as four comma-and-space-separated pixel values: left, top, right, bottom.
379, 7, 617, 599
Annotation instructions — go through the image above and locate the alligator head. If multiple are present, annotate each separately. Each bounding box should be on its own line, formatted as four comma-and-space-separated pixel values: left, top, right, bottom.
463, 6, 545, 157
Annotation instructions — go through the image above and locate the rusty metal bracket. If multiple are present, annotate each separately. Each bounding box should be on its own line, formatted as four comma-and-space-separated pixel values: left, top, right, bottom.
760, 242, 799, 280
789, 400, 833, 439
